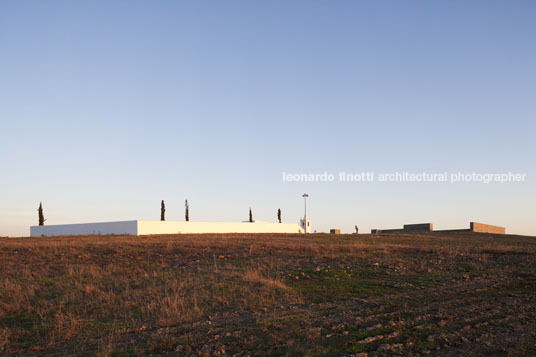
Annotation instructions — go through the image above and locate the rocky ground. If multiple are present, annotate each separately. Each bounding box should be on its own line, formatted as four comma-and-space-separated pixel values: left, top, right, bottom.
0, 232, 535, 356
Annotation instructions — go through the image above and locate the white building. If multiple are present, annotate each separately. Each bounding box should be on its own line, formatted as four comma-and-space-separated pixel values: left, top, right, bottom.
300, 216, 312, 233
30, 219, 308, 237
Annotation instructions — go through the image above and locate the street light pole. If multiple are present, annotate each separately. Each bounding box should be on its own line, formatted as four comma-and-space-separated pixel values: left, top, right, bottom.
302, 193, 309, 233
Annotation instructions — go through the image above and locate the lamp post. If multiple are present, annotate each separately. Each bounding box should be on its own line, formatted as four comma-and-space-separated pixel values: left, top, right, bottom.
302, 193, 309, 233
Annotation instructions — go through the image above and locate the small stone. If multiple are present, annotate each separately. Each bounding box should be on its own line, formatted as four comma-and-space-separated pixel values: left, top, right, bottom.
392, 343, 403, 350
358, 335, 384, 344
366, 323, 383, 331
376, 343, 403, 352
175, 345, 184, 352
387, 331, 399, 339
377, 344, 390, 352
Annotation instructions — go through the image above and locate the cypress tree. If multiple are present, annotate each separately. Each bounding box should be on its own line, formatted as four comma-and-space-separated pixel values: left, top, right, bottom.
249, 208, 253, 223
277, 208, 281, 223
161, 200, 165, 221
185, 200, 189, 222
38, 202, 45, 226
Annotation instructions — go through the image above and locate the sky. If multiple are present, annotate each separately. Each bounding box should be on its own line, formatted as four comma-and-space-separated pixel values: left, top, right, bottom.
1, 1, 535, 236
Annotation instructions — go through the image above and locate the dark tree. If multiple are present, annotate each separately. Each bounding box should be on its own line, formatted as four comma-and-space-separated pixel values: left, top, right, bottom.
249, 207, 253, 223
277, 208, 281, 223
185, 200, 189, 222
38, 202, 45, 226
161, 200, 166, 221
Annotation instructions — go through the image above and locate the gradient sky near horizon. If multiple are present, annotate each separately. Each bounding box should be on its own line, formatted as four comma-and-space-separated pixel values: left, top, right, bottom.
1, 1, 535, 236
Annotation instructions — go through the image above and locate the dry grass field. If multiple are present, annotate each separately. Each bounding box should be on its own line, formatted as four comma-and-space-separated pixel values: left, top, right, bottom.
0, 232, 535, 356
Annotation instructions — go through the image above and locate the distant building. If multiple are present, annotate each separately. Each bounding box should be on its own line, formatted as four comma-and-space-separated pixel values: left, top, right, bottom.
372, 223, 433, 234
371, 222, 505, 235
30, 220, 307, 237
300, 216, 312, 233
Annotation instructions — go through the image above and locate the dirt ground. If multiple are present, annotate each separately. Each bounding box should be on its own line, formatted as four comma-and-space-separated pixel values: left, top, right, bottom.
1, 232, 535, 356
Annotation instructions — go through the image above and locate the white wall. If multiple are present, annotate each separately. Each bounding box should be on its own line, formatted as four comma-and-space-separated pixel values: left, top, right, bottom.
29, 220, 304, 236
137, 220, 304, 235
30, 221, 138, 237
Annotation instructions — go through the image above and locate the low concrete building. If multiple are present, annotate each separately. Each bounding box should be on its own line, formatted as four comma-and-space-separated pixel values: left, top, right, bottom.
372, 223, 433, 234
404, 223, 433, 232
372, 222, 505, 235
330, 229, 341, 234
469, 222, 505, 234
30, 220, 305, 237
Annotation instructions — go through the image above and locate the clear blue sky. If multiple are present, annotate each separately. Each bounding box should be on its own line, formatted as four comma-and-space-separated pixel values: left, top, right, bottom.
1, 1, 535, 236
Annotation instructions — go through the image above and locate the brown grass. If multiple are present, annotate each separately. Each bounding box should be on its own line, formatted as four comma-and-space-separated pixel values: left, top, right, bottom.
0, 232, 535, 355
